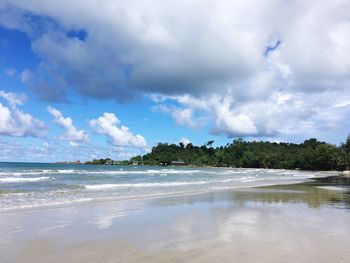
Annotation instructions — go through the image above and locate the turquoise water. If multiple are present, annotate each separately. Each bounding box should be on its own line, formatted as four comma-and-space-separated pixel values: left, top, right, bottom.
0, 162, 333, 210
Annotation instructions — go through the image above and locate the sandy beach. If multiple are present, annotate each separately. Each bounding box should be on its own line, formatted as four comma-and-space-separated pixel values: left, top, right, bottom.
1, 0, 349, 261
1, 176, 350, 263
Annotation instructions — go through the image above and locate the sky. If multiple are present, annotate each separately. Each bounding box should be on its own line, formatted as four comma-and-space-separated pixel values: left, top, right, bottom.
0, 0, 349, 162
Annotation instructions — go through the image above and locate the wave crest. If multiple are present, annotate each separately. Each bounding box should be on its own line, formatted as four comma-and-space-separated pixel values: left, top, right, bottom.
0, 176, 50, 183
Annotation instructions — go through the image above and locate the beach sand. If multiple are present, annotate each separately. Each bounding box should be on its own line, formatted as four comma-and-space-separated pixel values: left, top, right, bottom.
1, 177, 350, 263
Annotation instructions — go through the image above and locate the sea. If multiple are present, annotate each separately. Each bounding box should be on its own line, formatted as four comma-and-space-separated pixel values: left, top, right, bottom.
0, 162, 335, 211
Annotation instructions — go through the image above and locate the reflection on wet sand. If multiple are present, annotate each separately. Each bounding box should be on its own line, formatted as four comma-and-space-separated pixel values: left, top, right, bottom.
1, 176, 350, 263
150, 176, 350, 210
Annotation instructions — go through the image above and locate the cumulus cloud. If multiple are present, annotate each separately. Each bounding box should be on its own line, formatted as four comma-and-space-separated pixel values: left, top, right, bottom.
155, 104, 205, 130
47, 106, 88, 142
0, 90, 26, 106
151, 90, 350, 139
90, 112, 147, 149
0, 1, 349, 139
0, 90, 47, 137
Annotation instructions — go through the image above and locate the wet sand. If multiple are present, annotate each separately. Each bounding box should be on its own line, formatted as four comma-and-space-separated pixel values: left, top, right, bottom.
1, 176, 350, 263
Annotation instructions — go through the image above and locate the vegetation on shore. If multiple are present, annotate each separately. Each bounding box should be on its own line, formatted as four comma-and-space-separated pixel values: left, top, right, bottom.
86, 136, 350, 171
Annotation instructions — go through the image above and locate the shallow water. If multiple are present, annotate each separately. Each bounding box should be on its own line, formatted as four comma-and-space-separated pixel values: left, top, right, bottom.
1, 163, 349, 262
1, 180, 350, 263
0, 162, 336, 210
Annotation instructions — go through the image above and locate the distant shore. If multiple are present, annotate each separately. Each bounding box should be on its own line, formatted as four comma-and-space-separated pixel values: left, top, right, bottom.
59, 160, 350, 175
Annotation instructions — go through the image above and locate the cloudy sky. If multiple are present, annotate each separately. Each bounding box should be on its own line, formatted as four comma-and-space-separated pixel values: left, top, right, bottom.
0, 0, 349, 162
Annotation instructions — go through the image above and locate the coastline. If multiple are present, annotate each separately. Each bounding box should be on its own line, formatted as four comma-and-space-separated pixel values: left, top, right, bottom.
0, 170, 341, 213
83, 161, 349, 174
1, 177, 350, 263
3, 160, 346, 175
0, 164, 343, 213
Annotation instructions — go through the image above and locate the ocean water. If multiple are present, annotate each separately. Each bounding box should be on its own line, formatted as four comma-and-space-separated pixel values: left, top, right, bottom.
0, 162, 334, 211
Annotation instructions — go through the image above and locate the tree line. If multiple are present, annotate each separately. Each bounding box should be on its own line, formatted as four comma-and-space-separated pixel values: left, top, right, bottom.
128, 136, 350, 171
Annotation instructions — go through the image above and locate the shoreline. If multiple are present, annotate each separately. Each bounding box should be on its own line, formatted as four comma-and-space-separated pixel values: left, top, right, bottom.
2, 160, 347, 175
1, 175, 350, 263
61, 161, 350, 174
0, 173, 346, 214
0, 180, 311, 213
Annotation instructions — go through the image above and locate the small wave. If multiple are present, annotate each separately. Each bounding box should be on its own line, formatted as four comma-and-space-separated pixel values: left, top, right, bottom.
0, 170, 68, 176
84, 184, 123, 190
42, 169, 75, 174
292, 173, 314, 178
0, 168, 201, 177
81, 169, 200, 175
0, 176, 50, 183
103, 169, 200, 175
58, 169, 75, 173
84, 181, 209, 190
0, 172, 42, 176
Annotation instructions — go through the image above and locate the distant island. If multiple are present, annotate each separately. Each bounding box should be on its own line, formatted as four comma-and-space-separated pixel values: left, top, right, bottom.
85, 136, 350, 171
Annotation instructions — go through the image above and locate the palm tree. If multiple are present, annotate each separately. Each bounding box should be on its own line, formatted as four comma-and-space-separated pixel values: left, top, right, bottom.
206, 140, 214, 147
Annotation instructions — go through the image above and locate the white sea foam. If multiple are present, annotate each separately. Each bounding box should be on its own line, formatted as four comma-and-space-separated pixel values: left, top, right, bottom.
0, 166, 327, 211
56, 169, 75, 173
0, 169, 72, 176
84, 181, 209, 190
0, 176, 50, 183
0, 168, 203, 177
84, 184, 123, 190
89, 169, 200, 175
0, 172, 42, 176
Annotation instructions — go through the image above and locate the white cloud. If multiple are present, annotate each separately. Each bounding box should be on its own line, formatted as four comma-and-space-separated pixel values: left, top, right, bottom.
0, 1, 349, 141
0, 90, 26, 106
69, 141, 78, 147
0, 90, 47, 137
209, 98, 258, 136
155, 104, 204, 130
20, 69, 32, 83
0, 138, 138, 162
90, 112, 147, 149
171, 108, 200, 130
47, 106, 88, 142
152, 89, 350, 139
179, 137, 190, 147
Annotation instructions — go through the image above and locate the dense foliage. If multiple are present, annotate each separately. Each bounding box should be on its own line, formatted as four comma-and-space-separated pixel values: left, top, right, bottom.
128, 136, 350, 171
85, 158, 124, 165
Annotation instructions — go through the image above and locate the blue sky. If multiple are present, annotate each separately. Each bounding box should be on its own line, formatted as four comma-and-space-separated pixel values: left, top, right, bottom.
0, 1, 349, 162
